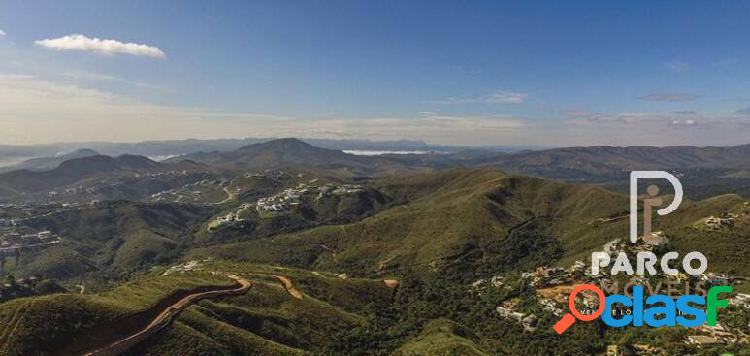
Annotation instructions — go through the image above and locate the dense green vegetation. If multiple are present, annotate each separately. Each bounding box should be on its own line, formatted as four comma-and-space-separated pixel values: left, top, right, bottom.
189, 169, 628, 277
0, 274, 65, 303
203, 187, 390, 245
188, 169, 750, 280
2, 164, 750, 354
0, 272, 232, 355
11, 201, 217, 290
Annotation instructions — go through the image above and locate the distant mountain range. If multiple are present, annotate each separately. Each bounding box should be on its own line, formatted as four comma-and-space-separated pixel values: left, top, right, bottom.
3, 141, 750, 355
0, 148, 100, 173
0, 153, 208, 201
473, 144, 750, 181
0, 138, 538, 170
2, 138, 750, 202
0, 155, 155, 195
171, 138, 432, 177
0, 139, 406, 202
390, 143, 750, 197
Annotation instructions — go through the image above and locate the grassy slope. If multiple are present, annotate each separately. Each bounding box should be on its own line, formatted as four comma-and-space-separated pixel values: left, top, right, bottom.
660, 194, 750, 277
393, 319, 488, 356
0, 262, 393, 355
0, 273, 230, 355
17, 201, 217, 285
3, 169, 750, 354
128, 262, 394, 355
190, 169, 750, 278
189, 169, 628, 278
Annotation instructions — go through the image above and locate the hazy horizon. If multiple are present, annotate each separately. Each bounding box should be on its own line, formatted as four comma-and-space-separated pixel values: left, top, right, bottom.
2, 1, 750, 146
2, 135, 750, 151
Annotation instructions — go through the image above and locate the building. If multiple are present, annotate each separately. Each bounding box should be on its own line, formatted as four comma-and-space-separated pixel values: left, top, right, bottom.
643, 230, 668, 246
704, 216, 734, 230
686, 335, 723, 346
216, 213, 235, 226
606, 345, 620, 356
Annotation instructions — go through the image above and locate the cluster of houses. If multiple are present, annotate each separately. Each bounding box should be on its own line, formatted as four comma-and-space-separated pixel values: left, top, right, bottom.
209, 203, 256, 230
150, 178, 230, 203
606, 343, 664, 355
701, 203, 750, 231
2, 216, 61, 253
703, 214, 737, 230
477, 234, 750, 348
254, 181, 364, 215
48, 184, 100, 198
496, 298, 538, 331
207, 180, 366, 230
255, 187, 303, 214
684, 322, 741, 347
0, 276, 41, 302
0, 230, 60, 254
243, 170, 289, 180
211, 205, 249, 228
134, 169, 198, 179
162, 258, 212, 275
43, 170, 211, 204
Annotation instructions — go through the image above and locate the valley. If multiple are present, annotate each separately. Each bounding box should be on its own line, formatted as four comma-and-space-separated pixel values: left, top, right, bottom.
1, 139, 750, 355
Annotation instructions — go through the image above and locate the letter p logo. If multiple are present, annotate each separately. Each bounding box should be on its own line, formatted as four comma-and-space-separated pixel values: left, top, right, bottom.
629, 171, 683, 243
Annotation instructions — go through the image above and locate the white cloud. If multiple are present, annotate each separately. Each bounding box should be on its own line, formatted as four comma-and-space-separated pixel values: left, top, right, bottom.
34, 34, 165, 59
2, 74, 749, 147
61, 71, 118, 82
671, 119, 697, 126
307, 114, 525, 139
638, 92, 699, 102
60, 70, 166, 91
556, 109, 750, 146
0, 74, 530, 145
433, 90, 529, 105
483, 90, 528, 104
564, 109, 750, 131
0, 30, 6, 36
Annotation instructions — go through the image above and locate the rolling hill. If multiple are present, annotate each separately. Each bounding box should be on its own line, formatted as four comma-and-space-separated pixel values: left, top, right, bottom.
189, 168, 750, 279
2, 169, 750, 355
0, 148, 100, 174
444, 144, 750, 198
0, 155, 157, 196
188, 169, 630, 280
4, 139, 750, 202
171, 138, 432, 178
15, 201, 218, 285
0, 154, 212, 202
0, 262, 394, 356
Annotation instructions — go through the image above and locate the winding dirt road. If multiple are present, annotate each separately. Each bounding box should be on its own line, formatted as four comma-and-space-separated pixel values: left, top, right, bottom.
214, 187, 236, 205
83, 274, 252, 356
274, 275, 303, 300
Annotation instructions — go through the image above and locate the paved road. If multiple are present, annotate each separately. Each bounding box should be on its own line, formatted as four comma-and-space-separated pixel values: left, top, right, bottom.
83, 274, 252, 356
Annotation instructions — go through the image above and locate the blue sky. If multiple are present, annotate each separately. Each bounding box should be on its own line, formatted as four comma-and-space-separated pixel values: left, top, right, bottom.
1, 0, 749, 146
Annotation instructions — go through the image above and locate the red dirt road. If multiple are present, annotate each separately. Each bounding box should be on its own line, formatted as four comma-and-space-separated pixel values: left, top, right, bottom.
83, 274, 252, 356
274, 275, 303, 300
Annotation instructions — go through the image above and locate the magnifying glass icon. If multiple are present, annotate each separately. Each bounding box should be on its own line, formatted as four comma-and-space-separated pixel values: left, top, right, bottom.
553, 284, 605, 335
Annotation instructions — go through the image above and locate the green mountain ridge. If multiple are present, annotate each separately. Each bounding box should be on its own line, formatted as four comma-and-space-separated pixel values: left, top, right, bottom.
3, 139, 750, 355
